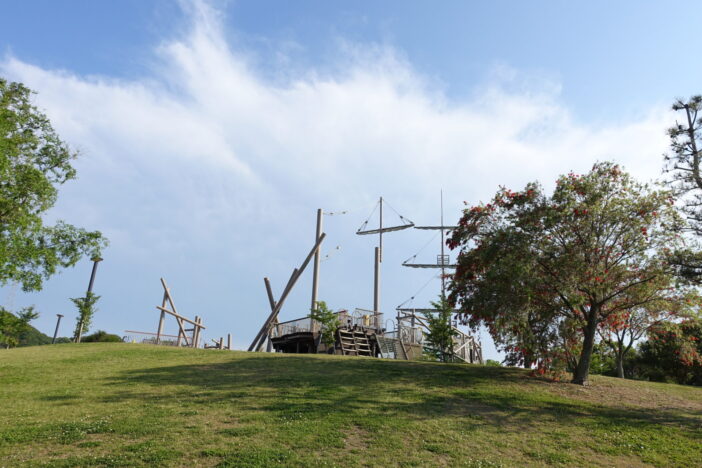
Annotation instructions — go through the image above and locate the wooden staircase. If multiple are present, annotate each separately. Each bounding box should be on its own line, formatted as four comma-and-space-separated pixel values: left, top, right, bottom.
337, 329, 374, 356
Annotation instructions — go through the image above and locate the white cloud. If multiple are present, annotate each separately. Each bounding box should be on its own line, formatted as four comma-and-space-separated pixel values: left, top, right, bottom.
0, 0, 675, 358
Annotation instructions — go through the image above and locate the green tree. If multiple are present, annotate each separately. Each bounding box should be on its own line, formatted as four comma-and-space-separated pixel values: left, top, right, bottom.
596, 292, 694, 378
0, 79, 107, 292
448, 162, 686, 385
638, 318, 702, 385
71, 291, 100, 342
663, 96, 702, 283
309, 301, 340, 348
421, 296, 459, 362
0, 306, 39, 348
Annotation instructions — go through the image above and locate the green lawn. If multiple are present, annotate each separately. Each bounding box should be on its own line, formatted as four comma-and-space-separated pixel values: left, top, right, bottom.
0, 344, 700, 467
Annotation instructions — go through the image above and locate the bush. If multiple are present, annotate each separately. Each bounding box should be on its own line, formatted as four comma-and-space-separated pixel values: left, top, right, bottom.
81, 330, 123, 343
309, 301, 340, 348
637, 319, 702, 386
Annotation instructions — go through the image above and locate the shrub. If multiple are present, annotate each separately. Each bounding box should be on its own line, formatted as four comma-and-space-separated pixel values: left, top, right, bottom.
81, 330, 123, 343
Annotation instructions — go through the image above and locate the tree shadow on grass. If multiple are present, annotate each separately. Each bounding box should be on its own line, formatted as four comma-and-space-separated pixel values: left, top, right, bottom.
100, 355, 702, 438
39, 394, 79, 402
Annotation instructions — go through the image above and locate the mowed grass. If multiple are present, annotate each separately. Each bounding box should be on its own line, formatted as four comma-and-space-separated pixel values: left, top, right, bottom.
0, 344, 700, 467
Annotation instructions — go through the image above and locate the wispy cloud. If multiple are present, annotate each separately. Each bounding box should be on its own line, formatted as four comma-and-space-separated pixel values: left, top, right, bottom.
0, 0, 674, 354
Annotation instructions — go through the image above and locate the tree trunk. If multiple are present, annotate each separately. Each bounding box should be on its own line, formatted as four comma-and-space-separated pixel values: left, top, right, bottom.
523, 352, 534, 369
616, 351, 625, 378
572, 312, 598, 385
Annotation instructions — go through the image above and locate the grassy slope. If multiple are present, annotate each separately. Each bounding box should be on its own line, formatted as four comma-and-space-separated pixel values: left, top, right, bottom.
0, 344, 700, 468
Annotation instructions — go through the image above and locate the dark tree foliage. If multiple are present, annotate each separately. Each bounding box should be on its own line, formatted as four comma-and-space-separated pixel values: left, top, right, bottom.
0, 79, 107, 292
589, 343, 642, 379
637, 318, 702, 386
0, 306, 40, 348
81, 330, 123, 343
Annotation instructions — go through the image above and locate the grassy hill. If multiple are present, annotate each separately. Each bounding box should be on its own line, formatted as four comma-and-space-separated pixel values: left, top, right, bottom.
0, 344, 700, 467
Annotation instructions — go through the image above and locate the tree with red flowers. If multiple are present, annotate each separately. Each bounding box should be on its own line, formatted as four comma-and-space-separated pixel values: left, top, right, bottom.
448, 162, 686, 385
597, 291, 698, 378
639, 316, 702, 385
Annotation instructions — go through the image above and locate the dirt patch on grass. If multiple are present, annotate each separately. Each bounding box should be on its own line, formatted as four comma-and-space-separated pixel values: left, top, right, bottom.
342, 425, 370, 451
442, 396, 507, 426
532, 376, 702, 414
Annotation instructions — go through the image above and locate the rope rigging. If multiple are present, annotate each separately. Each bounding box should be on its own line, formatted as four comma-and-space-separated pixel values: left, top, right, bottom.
396, 274, 441, 309
356, 198, 415, 234
356, 199, 380, 233
402, 231, 440, 264
382, 198, 414, 226
321, 245, 342, 262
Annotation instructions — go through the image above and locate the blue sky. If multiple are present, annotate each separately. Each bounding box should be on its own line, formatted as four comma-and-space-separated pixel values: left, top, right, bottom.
0, 1, 698, 359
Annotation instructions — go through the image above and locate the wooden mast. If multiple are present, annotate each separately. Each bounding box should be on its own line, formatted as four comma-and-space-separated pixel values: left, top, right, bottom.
374, 197, 382, 313
356, 197, 413, 325
310, 208, 323, 331
440, 190, 446, 299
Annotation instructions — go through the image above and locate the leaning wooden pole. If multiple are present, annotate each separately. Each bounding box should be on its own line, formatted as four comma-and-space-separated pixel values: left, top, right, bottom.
251, 231, 327, 352
248, 233, 327, 351
250, 270, 295, 351
264, 277, 278, 352
252, 269, 298, 352
155, 290, 168, 345
159, 278, 191, 347
252, 268, 297, 352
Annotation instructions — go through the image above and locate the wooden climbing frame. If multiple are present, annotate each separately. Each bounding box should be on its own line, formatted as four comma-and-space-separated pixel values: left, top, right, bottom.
155, 278, 206, 348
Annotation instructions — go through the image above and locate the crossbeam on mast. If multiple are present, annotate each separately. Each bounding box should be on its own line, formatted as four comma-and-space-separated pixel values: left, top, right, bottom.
402, 263, 457, 269
356, 224, 414, 235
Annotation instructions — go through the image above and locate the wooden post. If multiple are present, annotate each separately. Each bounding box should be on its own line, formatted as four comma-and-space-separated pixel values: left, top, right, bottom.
252, 269, 297, 352
227, 333, 231, 350
52, 314, 64, 344
373, 247, 380, 314
248, 233, 326, 351
176, 318, 184, 347
195, 317, 202, 348
265, 278, 278, 353
253, 272, 296, 353
257, 269, 297, 347
219, 337, 224, 349
310, 208, 323, 332
156, 290, 167, 345
379, 196, 383, 262
192, 315, 199, 348
76, 257, 102, 343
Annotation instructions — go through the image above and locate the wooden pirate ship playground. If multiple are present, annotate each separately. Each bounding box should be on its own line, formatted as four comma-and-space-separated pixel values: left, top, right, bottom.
248, 196, 483, 364
123, 195, 482, 363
